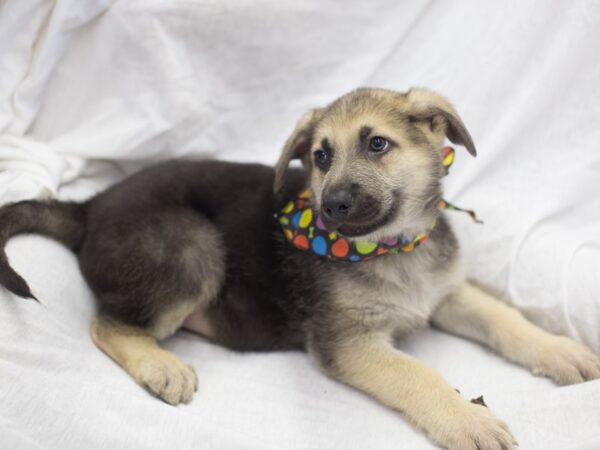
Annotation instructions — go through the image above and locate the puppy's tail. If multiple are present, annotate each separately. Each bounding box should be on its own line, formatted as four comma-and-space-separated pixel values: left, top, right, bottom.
0, 200, 88, 300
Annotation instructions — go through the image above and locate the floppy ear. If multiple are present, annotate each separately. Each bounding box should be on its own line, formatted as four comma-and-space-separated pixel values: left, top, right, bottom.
406, 88, 477, 156
273, 108, 323, 192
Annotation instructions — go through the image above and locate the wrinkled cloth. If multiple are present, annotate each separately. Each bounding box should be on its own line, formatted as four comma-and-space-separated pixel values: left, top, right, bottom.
1, 0, 600, 449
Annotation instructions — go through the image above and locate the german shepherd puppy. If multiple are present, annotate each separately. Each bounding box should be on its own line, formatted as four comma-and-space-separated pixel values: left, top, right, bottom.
1, 88, 598, 450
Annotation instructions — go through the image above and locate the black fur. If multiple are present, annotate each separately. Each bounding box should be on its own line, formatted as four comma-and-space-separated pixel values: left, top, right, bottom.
0, 200, 87, 300
0, 160, 459, 354
0, 162, 322, 350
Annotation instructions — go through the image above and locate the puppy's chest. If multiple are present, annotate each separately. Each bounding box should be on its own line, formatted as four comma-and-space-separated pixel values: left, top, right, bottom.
379, 266, 445, 330
336, 253, 463, 335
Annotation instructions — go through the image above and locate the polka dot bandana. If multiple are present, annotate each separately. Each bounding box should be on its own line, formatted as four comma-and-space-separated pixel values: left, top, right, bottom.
276, 146, 481, 262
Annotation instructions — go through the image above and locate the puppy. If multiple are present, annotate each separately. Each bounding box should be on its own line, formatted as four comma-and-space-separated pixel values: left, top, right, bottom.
1, 88, 599, 450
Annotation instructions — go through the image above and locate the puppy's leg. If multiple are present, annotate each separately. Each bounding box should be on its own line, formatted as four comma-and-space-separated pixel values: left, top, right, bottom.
83, 210, 224, 404
91, 317, 198, 405
317, 333, 516, 450
432, 282, 600, 384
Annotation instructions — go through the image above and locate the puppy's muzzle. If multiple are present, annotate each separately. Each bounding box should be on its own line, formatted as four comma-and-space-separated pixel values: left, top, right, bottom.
321, 185, 385, 236
322, 188, 354, 222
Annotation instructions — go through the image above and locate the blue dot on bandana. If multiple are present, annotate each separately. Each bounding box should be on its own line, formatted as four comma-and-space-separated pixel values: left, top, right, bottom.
311, 236, 327, 256
292, 211, 302, 228
349, 255, 360, 262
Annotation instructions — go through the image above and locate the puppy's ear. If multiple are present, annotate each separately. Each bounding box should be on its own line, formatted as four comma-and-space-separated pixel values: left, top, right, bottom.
406, 88, 477, 156
273, 108, 323, 192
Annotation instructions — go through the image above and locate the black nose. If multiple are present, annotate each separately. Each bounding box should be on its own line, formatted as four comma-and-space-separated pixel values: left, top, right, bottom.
322, 189, 354, 221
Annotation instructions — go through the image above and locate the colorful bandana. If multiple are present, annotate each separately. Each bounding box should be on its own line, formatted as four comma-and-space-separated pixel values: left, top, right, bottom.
276, 146, 480, 262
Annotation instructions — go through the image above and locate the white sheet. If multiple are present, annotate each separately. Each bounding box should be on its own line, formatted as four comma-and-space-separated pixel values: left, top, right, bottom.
3, 228, 600, 450
1, 1, 600, 449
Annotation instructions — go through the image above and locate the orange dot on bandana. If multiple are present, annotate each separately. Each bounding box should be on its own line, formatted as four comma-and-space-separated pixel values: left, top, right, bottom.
376, 247, 387, 255
299, 189, 311, 199
331, 239, 349, 258
293, 235, 309, 250
401, 242, 415, 252
284, 229, 293, 241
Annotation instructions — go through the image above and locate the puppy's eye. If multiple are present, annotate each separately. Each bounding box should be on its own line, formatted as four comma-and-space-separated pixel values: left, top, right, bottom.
314, 149, 330, 168
369, 136, 388, 152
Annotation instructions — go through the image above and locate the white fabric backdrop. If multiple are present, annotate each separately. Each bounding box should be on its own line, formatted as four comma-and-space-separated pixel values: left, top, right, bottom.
1, 0, 600, 449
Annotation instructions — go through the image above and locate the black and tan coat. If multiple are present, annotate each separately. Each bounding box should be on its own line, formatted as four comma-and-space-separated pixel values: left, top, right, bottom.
1, 88, 598, 450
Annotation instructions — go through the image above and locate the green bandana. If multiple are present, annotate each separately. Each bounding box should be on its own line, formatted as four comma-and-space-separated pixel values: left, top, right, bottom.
276, 146, 480, 262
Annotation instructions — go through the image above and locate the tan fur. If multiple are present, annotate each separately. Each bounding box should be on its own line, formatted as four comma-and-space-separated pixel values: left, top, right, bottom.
406, 88, 477, 156
432, 282, 600, 384
152, 271, 223, 340
331, 333, 516, 450
90, 227, 224, 401
91, 317, 198, 405
182, 306, 216, 338
83, 87, 599, 450
277, 88, 599, 449
149, 300, 200, 340
304, 88, 469, 241
273, 108, 324, 192
328, 245, 465, 338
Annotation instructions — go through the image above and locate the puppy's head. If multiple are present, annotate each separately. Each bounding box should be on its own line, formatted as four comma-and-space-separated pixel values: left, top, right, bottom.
274, 88, 476, 241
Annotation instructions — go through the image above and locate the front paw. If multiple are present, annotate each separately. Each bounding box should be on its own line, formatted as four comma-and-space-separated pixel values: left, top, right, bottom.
530, 335, 600, 385
433, 401, 517, 450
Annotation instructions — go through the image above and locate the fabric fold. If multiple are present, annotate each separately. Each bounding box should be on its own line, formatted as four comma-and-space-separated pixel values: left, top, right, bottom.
0, 135, 85, 204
